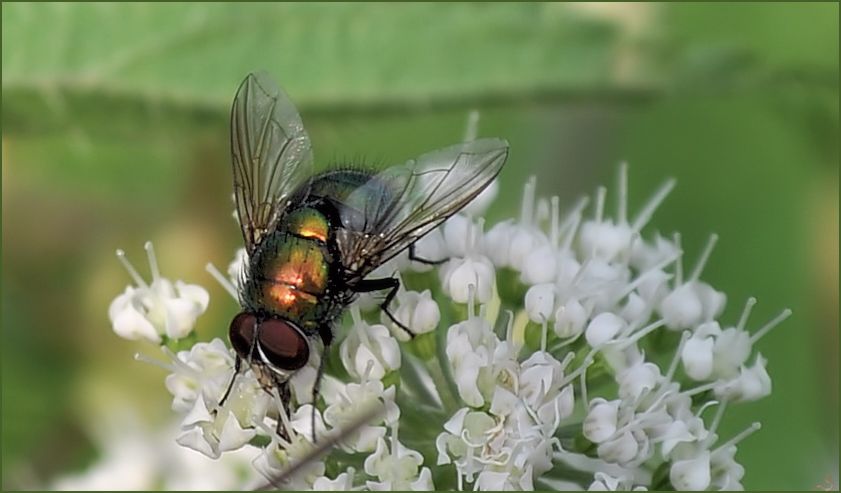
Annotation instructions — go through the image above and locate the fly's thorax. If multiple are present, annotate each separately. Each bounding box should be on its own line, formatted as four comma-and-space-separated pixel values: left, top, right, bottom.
281, 207, 331, 242
303, 169, 375, 203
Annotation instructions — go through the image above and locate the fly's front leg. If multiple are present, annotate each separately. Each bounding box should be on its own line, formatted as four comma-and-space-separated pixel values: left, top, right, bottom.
309, 326, 333, 444
408, 242, 447, 265
352, 276, 416, 338
270, 375, 293, 442
215, 355, 242, 413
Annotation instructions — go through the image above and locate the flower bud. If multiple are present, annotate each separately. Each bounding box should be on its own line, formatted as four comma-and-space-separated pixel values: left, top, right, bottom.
586, 312, 627, 347
525, 283, 556, 323
521, 244, 558, 285
441, 255, 495, 303
583, 398, 620, 443
554, 298, 588, 338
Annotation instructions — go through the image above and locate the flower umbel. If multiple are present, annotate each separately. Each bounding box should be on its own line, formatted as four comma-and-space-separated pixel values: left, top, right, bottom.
109, 163, 788, 490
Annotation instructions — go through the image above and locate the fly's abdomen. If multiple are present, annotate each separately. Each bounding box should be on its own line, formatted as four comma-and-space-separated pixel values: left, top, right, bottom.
248, 232, 331, 327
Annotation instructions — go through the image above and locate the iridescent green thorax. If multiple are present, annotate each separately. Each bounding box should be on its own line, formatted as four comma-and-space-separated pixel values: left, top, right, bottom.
282, 208, 330, 242
305, 169, 374, 204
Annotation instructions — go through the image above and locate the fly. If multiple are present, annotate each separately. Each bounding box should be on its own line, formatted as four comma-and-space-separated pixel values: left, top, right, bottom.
219, 72, 508, 438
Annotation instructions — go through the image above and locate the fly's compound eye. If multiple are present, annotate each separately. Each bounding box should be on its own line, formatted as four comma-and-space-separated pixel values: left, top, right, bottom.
257, 318, 310, 371
229, 312, 257, 359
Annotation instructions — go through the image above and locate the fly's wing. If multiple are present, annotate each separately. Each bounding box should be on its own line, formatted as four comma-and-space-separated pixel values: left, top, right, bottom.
337, 138, 508, 281
231, 72, 313, 252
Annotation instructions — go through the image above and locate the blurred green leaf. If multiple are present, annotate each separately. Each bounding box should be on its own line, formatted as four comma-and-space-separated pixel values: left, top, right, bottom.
2, 3, 630, 127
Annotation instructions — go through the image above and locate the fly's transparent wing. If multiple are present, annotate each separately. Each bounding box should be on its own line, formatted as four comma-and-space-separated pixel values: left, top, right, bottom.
231, 72, 313, 252
337, 138, 508, 280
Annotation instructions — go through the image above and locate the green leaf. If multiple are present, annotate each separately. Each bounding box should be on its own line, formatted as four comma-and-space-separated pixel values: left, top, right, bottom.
3, 3, 627, 130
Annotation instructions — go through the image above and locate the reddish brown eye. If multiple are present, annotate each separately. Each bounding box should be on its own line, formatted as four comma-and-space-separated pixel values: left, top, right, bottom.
229, 312, 257, 359
257, 318, 310, 371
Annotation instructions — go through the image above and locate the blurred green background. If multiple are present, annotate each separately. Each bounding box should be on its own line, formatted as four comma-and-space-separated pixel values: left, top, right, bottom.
2, 2, 838, 490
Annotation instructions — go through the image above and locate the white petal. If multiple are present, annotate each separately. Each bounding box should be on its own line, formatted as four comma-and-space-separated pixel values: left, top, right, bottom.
163, 297, 200, 339
525, 283, 556, 322
483, 220, 515, 267
176, 281, 210, 311
694, 282, 726, 321
714, 354, 771, 402
444, 257, 495, 303
410, 291, 440, 334
618, 362, 662, 400
659, 284, 703, 330
681, 335, 715, 381
354, 344, 385, 380
409, 467, 434, 491
217, 411, 256, 452
443, 214, 473, 258
363, 437, 391, 477
461, 177, 498, 216
176, 425, 219, 459
443, 408, 470, 435
597, 430, 639, 465
554, 298, 588, 338
670, 451, 711, 491
579, 220, 634, 262
489, 386, 519, 417
583, 398, 619, 443
111, 299, 161, 343
586, 313, 626, 347
475, 470, 510, 491
712, 328, 752, 378
521, 244, 558, 285
182, 396, 213, 426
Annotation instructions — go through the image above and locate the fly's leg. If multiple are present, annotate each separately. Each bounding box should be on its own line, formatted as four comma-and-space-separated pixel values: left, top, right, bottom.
408, 242, 447, 265
306, 326, 333, 444
352, 276, 416, 338
270, 374, 293, 442
215, 356, 242, 413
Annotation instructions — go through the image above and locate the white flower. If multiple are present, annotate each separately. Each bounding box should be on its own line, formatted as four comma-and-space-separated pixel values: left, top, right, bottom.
365, 432, 434, 490
254, 433, 325, 491
525, 283, 556, 322
579, 219, 635, 263
312, 469, 356, 490
322, 378, 399, 453
441, 254, 496, 304
164, 338, 237, 413
553, 298, 589, 338
409, 227, 447, 273
586, 312, 627, 347
681, 322, 720, 381
175, 398, 256, 459
115, 163, 786, 492
588, 472, 647, 491
616, 360, 663, 401
341, 310, 401, 381
670, 451, 711, 491
714, 354, 772, 402
584, 398, 620, 443
384, 289, 441, 340
445, 299, 501, 407
109, 242, 208, 343
521, 243, 560, 285
658, 281, 725, 331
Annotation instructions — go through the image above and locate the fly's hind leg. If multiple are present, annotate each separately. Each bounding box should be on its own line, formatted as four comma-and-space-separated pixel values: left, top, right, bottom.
352, 276, 416, 338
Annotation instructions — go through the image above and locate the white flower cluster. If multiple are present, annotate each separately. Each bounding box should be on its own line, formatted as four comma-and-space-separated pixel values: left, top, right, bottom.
108, 165, 787, 491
